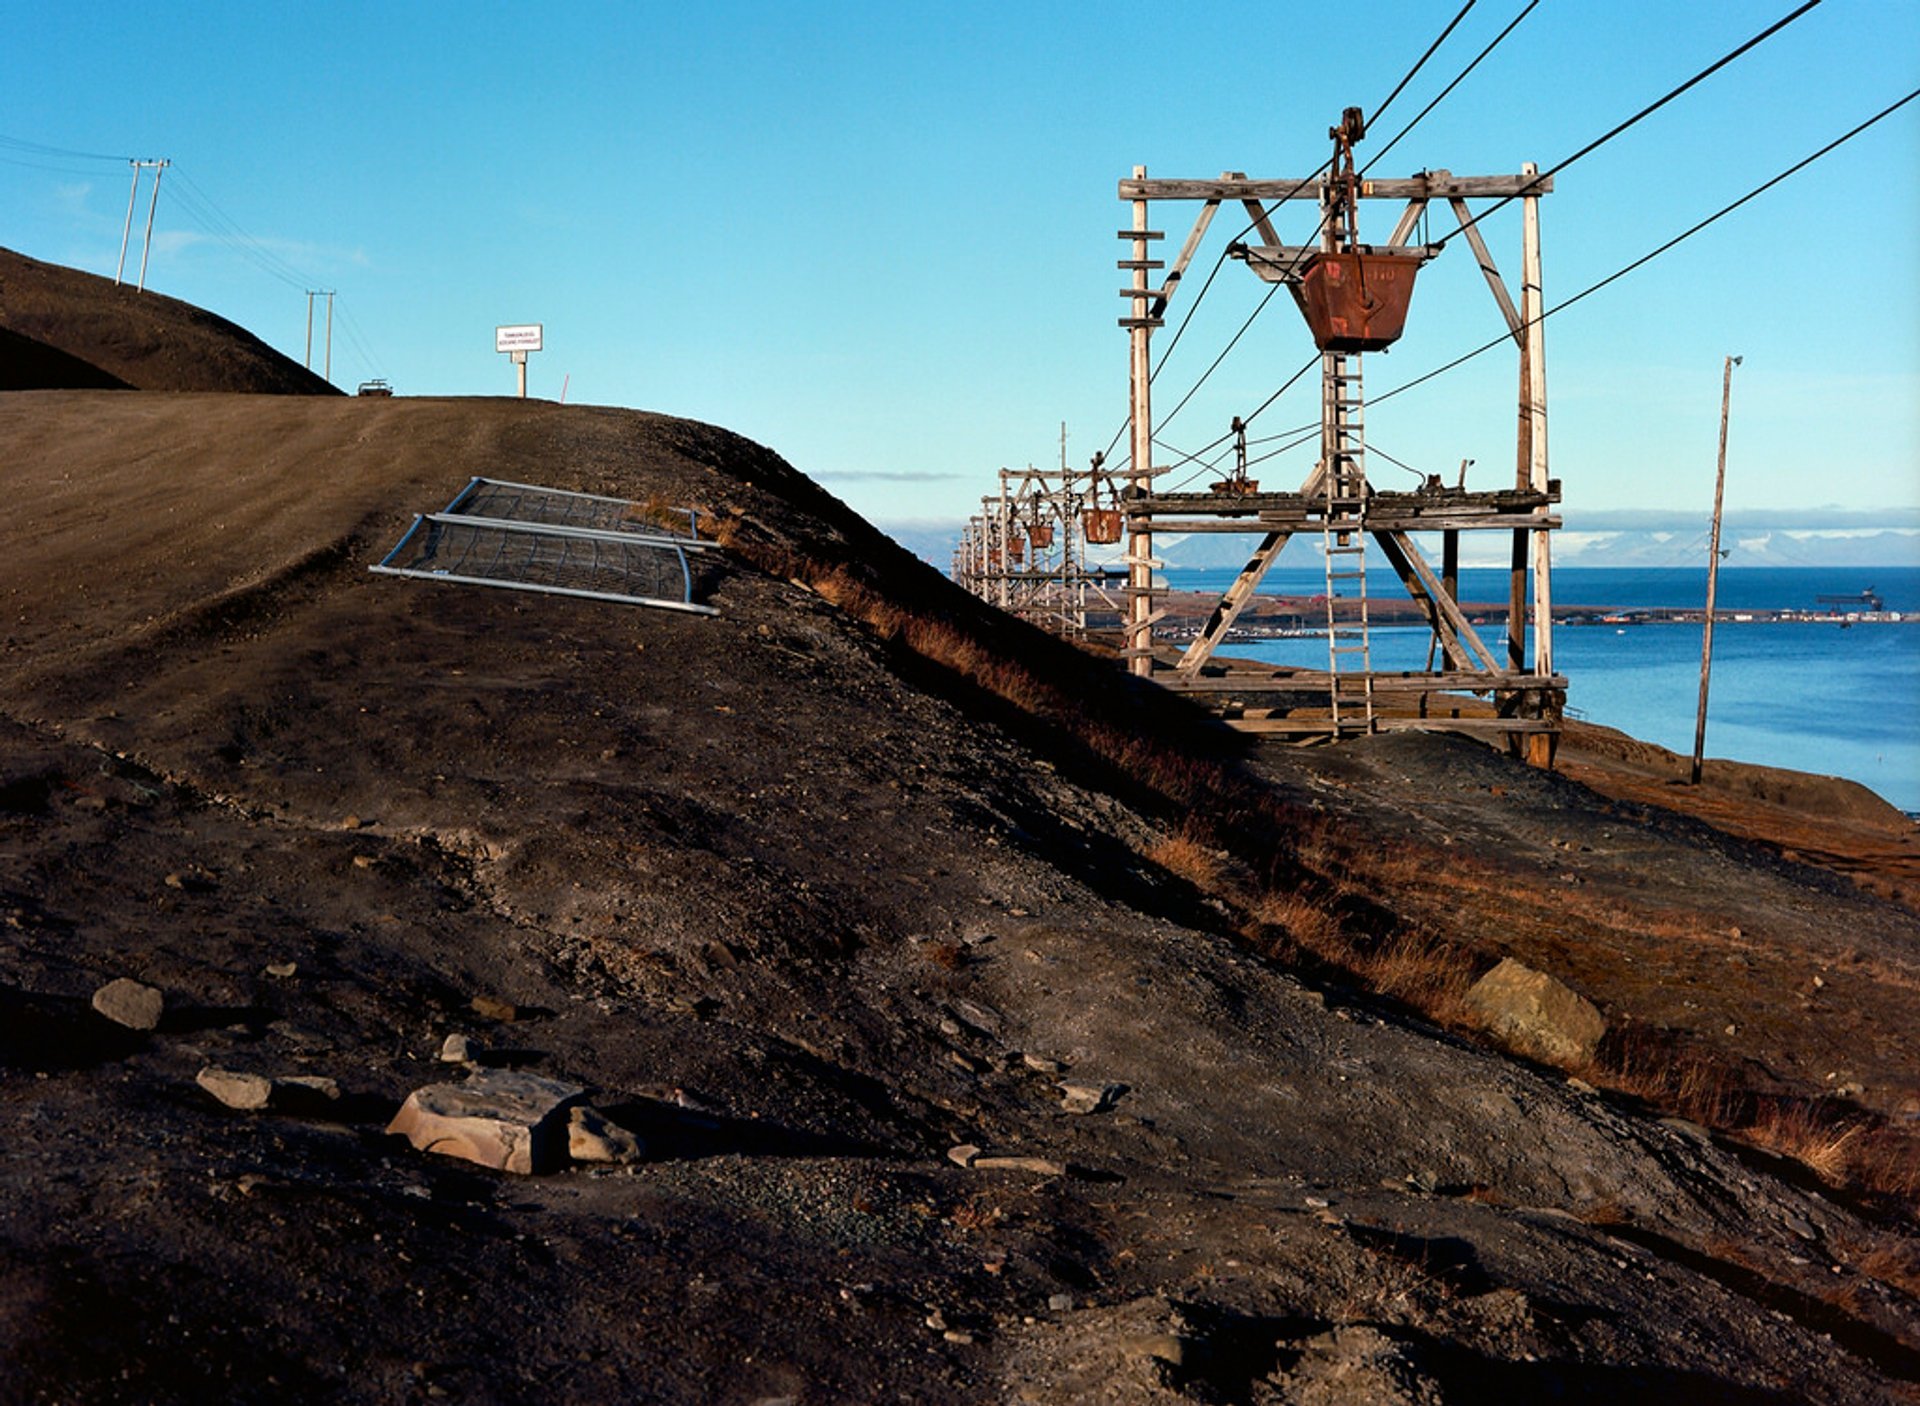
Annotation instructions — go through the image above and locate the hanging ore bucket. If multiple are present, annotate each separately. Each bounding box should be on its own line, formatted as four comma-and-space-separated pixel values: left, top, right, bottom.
1027, 521, 1055, 549
1083, 508, 1122, 544
1290, 247, 1427, 353
1007, 535, 1026, 562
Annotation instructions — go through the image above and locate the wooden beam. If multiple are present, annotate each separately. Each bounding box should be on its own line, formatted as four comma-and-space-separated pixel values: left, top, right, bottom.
1121, 173, 1552, 202
1153, 199, 1222, 320
1377, 530, 1503, 672
1448, 195, 1523, 341
1175, 531, 1292, 673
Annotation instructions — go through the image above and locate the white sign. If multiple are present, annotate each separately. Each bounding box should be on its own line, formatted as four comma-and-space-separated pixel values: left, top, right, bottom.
495, 324, 543, 353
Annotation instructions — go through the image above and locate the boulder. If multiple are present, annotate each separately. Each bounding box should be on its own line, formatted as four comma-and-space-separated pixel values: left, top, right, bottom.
387, 1070, 586, 1174
567, 1105, 644, 1164
197, 1067, 273, 1110
1463, 957, 1605, 1067
91, 977, 164, 1031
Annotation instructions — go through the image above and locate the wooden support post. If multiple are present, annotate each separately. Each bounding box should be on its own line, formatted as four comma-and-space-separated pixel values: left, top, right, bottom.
1521, 162, 1556, 766
1126, 166, 1156, 677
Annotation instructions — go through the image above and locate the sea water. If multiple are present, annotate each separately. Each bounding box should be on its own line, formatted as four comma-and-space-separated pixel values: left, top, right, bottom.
1163, 565, 1920, 813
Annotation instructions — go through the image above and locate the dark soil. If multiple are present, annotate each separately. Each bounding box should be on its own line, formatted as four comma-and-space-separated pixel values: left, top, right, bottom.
0, 246, 335, 394
1, 385, 1916, 1403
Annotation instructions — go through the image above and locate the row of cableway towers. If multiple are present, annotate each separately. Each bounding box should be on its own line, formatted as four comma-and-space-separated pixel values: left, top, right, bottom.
956, 109, 1566, 762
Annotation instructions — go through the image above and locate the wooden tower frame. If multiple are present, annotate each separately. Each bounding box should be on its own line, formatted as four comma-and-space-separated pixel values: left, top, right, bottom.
1117, 155, 1565, 756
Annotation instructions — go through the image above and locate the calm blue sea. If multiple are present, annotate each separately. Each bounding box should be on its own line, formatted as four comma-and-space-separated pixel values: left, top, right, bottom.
1162, 566, 1920, 813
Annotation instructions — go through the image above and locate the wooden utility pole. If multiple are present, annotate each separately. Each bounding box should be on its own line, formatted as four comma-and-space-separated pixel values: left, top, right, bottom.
1692, 355, 1741, 785
1124, 166, 1160, 677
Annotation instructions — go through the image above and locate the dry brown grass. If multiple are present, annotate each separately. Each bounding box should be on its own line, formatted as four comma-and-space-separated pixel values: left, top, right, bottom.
1744, 1102, 1866, 1185
1147, 828, 1226, 892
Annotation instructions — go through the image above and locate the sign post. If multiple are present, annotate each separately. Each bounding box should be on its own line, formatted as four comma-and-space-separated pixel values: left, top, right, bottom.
495, 324, 542, 398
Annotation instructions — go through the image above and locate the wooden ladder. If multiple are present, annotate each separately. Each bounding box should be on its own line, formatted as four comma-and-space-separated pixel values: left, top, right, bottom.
1321, 353, 1374, 732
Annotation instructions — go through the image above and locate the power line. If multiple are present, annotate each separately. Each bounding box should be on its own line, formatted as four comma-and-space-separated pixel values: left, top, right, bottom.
1360, 1, 1541, 176
0, 132, 129, 163
1438, 0, 1827, 252
1363, 0, 1478, 138
1374, 86, 1919, 410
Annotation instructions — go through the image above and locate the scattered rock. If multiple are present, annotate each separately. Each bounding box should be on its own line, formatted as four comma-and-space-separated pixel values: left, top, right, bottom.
971, 1156, 1066, 1176
567, 1105, 644, 1164
470, 995, 517, 1022
1462, 957, 1605, 1066
387, 1070, 586, 1174
1047, 1293, 1075, 1312
263, 961, 298, 979
197, 1067, 273, 1110
439, 1033, 477, 1064
947, 1143, 982, 1168
91, 977, 163, 1031
196, 1069, 340, 1112
1059, 1081, 1125, 1115
1021, 1052, 1067, 1074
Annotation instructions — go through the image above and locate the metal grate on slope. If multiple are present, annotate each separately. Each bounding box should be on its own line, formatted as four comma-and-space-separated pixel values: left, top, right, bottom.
371, 479, 718, 615
443, 477, 703, 541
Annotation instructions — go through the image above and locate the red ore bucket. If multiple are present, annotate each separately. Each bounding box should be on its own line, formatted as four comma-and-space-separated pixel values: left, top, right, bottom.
1290, 249, 1425, 352
1027, 523, 1054, 548
1083, 509, 1122, 544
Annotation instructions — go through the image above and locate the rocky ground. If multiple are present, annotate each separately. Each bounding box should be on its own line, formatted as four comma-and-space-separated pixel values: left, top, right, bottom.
0, 383, 1915, 1403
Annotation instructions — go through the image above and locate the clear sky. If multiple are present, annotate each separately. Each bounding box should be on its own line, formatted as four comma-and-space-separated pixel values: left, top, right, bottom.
5, 1, 1917, 533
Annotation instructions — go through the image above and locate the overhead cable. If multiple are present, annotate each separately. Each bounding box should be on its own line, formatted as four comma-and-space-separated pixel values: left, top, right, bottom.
1438, 0, 1827, 250
1377, 86, 1919, 409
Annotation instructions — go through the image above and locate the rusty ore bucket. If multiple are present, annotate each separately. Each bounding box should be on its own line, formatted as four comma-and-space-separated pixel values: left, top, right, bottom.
1290, 249, 1425, 352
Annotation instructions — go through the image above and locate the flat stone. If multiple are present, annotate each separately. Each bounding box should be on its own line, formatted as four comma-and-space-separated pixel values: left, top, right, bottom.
92, 978, 164, 1031
1462, 957, 1605, 1067
197, 1067, 273, 1110
470, 995, 518, 1022
387, 1070, 586, 1175
947, 1143, 983, 1168
1059, 1081, 1125, 1115
1021, 1052, 1067, 1074
971, 1156, 1066, 1177
567, 1105, 644, 1164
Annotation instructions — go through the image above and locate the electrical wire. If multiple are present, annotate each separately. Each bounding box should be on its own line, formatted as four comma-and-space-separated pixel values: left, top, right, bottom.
1363, 0, 1478, 138
1438, 0, 1826, 252
1373, 86, 1919, 411
1360, 1, 1541, 176
0, 132, 130, 163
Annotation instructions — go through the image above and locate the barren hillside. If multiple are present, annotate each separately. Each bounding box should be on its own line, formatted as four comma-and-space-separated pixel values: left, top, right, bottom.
0, 246, 335, 394
1, 388, 1918, 1403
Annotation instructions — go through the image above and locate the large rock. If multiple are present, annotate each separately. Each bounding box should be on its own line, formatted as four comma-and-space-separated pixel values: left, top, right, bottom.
1463, 957, 1606, 1067
387, 1070, 586, 1174
91, 978, 164, 1031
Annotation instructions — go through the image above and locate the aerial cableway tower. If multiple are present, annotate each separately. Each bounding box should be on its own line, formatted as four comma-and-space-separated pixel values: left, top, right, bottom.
1116, 108, 1565, 760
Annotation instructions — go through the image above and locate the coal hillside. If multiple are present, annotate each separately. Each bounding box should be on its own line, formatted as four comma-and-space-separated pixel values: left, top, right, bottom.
2, 378, 1918, 1394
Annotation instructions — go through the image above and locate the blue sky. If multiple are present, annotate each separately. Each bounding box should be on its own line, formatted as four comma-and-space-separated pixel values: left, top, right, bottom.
5, 1, 1917, 533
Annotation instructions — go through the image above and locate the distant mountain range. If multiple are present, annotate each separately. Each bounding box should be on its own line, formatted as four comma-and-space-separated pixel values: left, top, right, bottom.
881, 515, 1920, 572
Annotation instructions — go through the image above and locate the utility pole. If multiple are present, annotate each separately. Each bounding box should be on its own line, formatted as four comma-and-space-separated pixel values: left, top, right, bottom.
116, 159, 168, 288
1691, 355, 1741, 785
136, 159, 168, 292
305, 291, 335, 379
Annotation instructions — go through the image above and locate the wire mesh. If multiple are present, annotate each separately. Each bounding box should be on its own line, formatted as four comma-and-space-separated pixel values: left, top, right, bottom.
445, 477, 700, 540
